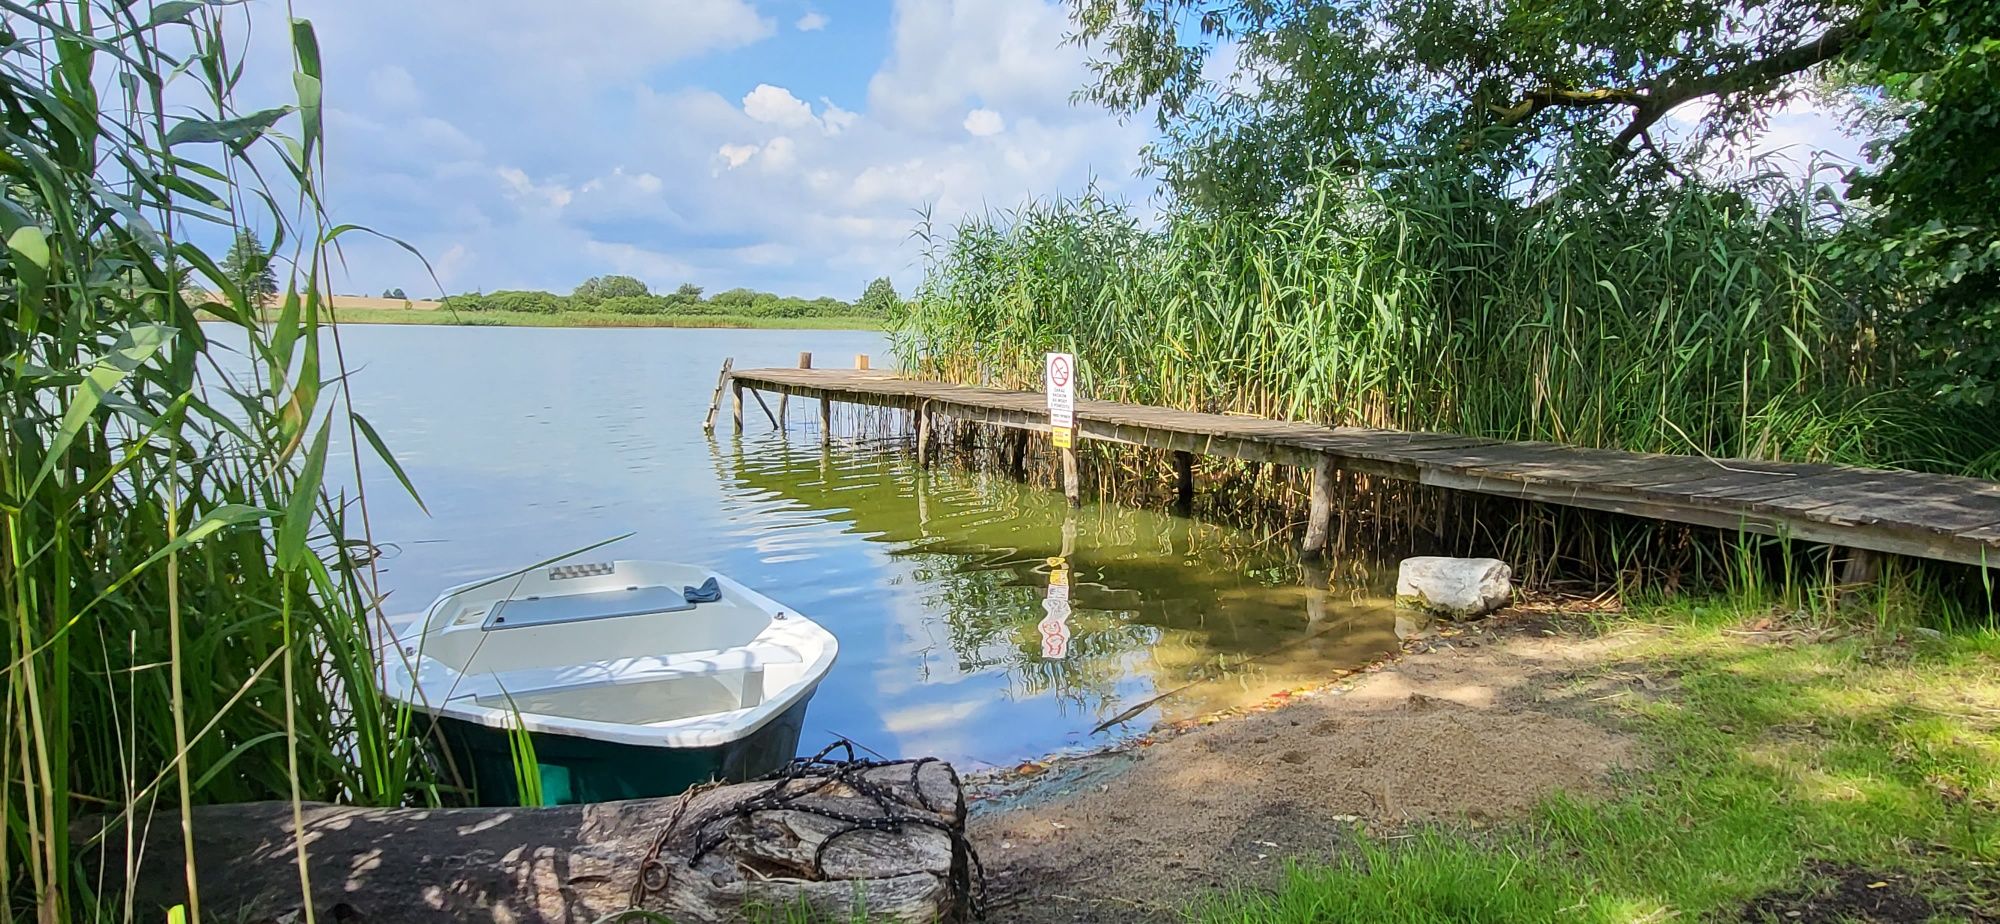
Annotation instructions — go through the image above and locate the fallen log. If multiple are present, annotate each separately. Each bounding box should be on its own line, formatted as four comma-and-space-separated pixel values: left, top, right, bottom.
83, 756, 974, 923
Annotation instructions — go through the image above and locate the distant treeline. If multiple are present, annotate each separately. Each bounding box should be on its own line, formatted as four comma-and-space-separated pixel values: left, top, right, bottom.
440, 275, 900, 319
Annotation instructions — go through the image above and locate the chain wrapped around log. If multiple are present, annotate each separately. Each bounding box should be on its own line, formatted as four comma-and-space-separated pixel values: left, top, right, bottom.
80, 745, 978, 923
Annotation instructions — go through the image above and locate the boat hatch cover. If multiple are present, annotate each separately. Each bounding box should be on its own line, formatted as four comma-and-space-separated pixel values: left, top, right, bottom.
483, 585, 694, 630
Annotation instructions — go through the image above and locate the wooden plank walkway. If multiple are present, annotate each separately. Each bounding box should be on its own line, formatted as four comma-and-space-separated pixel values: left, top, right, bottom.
725, 367, 2000, 569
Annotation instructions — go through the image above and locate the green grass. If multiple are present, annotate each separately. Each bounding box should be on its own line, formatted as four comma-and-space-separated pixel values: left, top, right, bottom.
305, 307, 885, 330
1191, 596, 2000, 922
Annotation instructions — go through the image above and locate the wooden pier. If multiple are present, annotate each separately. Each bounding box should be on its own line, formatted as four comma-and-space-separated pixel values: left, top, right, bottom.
718, 365, 2000, 570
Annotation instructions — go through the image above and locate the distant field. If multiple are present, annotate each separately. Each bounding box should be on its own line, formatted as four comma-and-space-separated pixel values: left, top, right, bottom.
314, 307, 884, 330
329, 294, 443, 311
193, 293, 885, 330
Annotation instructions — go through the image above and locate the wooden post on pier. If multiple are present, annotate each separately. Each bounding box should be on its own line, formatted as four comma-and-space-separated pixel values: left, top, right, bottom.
1173, 450, 1194, 513
855, 354, 871, 371
1061, 444, 1081, 507
915, 403, 932, 468
819, 396, 832, 445
1006, 429, 1028, 480
1302, 455, 1335, 559
775, 352, 809, 429
730, 378, 743, 433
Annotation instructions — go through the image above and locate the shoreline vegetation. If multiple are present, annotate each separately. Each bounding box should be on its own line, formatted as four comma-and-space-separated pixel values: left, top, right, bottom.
5, 7, 435, 923
198, 272, 896, 330
215, 306, 885, 330
9, 0, 1997, 920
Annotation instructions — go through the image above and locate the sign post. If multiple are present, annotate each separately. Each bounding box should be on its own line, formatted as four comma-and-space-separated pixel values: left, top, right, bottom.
1045, 352, 1076, 449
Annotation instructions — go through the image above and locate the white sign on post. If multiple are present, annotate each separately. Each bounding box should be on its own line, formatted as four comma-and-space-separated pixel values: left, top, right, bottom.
1045, 352, 1076, 448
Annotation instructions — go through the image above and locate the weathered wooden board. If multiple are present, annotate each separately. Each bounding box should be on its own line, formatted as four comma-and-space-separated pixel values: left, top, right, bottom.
728, 369, 2000, 568
83, 761, 972, 924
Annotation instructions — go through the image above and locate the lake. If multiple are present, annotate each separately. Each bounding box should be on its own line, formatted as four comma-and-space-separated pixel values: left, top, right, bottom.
310, 324, 1400, 769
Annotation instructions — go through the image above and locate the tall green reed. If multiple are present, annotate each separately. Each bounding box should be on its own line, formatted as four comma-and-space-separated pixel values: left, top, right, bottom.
895, 163, 1997, 600
1, 2, 431, 919
898, 165, 1993, 478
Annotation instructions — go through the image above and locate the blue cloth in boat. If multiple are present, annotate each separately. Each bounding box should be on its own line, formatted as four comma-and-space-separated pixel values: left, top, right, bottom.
684, 576, 722, 603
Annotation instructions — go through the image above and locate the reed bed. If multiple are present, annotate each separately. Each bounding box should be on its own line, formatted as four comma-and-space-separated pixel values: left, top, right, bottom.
2, 3, 431, 919
897, 168, 1994, 478
893, 166, 1998, 597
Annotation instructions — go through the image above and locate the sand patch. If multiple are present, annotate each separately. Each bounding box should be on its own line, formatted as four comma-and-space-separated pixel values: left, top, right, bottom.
971, 620, 1641, 922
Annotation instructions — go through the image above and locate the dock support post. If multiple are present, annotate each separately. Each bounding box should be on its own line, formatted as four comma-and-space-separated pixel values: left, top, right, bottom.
730, 379, 743, 433
1302, 455, 1335, 559
775, 352, 809, 430
1006, 429, 1028, 480
915, 403, 932, 468
1061, 444, 1081, 507
1839, 548, 1880, 587
819, 397, 832, 446
1173, 450, 1194, 513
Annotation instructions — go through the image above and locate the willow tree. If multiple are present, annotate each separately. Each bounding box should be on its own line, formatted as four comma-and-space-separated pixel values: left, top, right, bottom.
1068, 0, 2000, 405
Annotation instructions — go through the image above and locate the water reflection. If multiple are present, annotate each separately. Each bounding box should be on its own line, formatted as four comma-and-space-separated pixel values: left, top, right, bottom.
719, 435, 1402, 767
258, 324, 1403, 770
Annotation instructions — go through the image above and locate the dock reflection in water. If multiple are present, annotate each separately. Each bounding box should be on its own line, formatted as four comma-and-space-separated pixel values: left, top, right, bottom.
717, 436, 1402, 769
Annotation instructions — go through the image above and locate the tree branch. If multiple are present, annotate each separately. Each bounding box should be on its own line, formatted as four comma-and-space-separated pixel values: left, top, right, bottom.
1475, 20, 1865, 154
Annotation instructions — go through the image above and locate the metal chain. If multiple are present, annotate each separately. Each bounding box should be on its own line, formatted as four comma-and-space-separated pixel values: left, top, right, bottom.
628, 779, 717, 909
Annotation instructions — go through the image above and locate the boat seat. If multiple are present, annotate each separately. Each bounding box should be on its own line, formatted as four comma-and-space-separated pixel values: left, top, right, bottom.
444, 644, 803, 702
482, 585, 693, 630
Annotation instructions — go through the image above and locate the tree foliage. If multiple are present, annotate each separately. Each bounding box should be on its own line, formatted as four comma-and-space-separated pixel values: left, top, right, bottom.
441, 282, 865, 319
572, 274, 649, 304
1066, 0, 2000, 405
857, 276, 902, 316
220, 228, 278, 302
1841, 0, 2000, 406
1073, 0, 1959, 206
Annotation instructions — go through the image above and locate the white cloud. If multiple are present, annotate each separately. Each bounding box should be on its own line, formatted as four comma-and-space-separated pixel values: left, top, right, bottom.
367, 65, 422, 110
262, 0, 1153, 298
821, 99, 858, 135
795, 10, 829, 31
962, 107, 1005, 136
495, 166, 572, 209
743, 83, 820, 130
604, 169, 663, 196
758, 135, 799, 171
867, 0, 1088, 132
717, 143, 759, 169
583, 240, 697, 282
734, 243, 796, 265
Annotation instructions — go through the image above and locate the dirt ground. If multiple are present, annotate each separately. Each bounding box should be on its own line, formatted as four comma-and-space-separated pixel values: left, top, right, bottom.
967, 613, 1643, 922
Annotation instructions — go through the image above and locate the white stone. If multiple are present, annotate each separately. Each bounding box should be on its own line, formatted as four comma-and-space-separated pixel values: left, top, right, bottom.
1395, 556, 1512, 618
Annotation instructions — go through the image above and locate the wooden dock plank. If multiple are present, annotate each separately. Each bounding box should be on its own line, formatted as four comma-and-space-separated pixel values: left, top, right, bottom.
727, 368, 2000, 568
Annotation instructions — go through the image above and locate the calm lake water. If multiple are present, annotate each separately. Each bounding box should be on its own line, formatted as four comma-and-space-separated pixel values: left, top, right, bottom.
283, 325, 1400, 769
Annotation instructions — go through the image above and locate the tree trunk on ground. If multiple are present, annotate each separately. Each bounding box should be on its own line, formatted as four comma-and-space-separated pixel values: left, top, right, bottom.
80, 761, 972, 924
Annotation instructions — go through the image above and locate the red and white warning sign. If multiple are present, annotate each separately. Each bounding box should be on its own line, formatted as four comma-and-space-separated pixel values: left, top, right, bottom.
1045, 352, 1076, 448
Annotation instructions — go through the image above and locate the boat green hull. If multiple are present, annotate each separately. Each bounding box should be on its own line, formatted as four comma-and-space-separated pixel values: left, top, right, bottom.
430, 694, 813, 806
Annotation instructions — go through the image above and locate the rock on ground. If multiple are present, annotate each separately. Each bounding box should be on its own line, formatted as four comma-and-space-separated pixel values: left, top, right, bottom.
1396, 556, 1513, 617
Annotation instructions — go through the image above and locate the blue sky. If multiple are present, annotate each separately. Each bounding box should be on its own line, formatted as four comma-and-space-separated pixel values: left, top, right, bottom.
272, 0, 1153, 302
248, 0, 1860, 303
